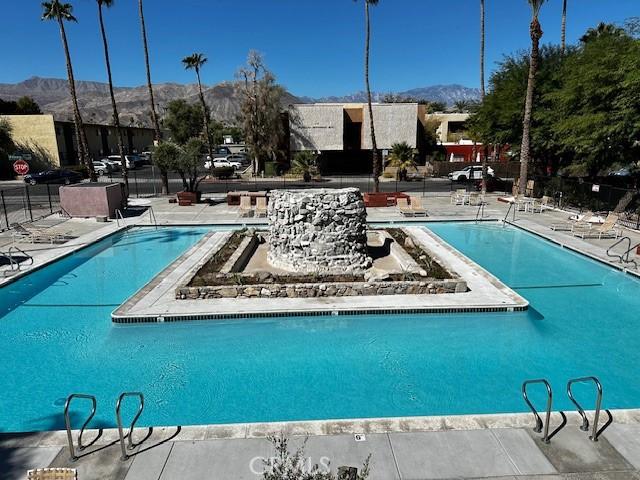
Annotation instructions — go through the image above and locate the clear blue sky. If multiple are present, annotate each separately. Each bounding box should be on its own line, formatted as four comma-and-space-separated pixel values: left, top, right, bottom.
0, 0, 637, 97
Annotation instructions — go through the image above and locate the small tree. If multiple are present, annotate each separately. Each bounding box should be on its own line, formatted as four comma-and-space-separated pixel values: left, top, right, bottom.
152, 141, 181, 195
387, 142, 416, 181
237, 51, 284, 175
292, 151, 318, 182
175, 138, 206, 193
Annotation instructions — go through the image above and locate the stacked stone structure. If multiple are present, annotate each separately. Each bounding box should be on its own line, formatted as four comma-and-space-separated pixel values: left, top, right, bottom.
267, 188, 371, 274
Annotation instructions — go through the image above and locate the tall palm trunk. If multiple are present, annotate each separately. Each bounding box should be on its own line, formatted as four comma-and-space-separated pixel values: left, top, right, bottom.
480, 0, 488, 196
97, 2, 128, 193
518, 17, 543, 194
561, 0, 567, 54
195, 67, 213, 157
138, 0, 166, 194
364, 1, 380, 193
58, 17, 95, 181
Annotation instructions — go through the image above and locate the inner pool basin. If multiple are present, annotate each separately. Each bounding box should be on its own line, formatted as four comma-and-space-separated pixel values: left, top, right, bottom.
1, 223, 638, 433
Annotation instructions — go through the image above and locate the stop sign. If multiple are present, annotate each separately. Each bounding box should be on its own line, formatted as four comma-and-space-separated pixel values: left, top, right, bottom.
13, 159, 29, 176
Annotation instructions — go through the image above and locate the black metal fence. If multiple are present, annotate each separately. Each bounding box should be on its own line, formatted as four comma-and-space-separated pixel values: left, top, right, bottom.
0, 183, 62, 231
532, 176, 640, 229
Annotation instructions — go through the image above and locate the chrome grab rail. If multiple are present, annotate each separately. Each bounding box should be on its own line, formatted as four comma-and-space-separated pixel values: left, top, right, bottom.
606, 237, 631, 263
64, 393, 98, 461
7, 245, 34, 270
115, 209, 126, 227
116, 392, 145, 460
502, 201, 515, 226
567, 376, 613, 441
475, 200, 486, 223
522, 379, 567, 443
148, 206, 158, 230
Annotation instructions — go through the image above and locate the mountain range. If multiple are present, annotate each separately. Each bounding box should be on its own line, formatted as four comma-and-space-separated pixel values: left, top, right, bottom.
0, 77, 480, 126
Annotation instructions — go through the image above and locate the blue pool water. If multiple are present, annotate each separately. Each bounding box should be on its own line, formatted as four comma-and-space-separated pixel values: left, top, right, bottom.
0, 223, 638, 433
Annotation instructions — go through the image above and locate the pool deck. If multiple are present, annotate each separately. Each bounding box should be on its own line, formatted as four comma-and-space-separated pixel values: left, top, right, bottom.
2, 193, 640, 479
3, 411, 640, 479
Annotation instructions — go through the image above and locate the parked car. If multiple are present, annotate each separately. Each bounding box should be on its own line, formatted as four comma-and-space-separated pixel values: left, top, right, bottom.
107, 154, 140, 169
139, 151, 153, 165
92, 160, 112, 176
23, 169, 82, 185
100, 157, 121, 171
474, 175, 513, 193
448, 165, 494, 182
227, 153, 250, 167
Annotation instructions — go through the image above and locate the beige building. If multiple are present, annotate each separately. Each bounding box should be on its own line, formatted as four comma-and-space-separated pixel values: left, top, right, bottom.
1, 114, 155, 167
288, 103, 429, 173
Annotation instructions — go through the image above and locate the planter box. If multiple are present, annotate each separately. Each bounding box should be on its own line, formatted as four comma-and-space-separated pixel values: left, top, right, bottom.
177, 191, 201, 206
364, 192, 410, 208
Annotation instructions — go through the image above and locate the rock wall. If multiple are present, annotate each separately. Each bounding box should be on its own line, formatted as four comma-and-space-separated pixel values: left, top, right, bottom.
267, 188, 371, 274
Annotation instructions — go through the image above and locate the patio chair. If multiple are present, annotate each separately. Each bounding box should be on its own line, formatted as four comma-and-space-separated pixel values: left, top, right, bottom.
525, 180, 535, 197
396, 197, 414, 217
450, 189, 467, 205
550, 210, 593, 231
531, 195, 553, 213
27, 468, 77, 479
255, 196, 268, 218
573, 213, 621, 240
11, 223, 68, 244
468, 192, 484, 206
410, 196, 428, 216
239, 195, 253, 217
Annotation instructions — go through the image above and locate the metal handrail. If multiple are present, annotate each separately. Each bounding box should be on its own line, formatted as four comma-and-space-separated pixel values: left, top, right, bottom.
115, 209, 126, 227
8, 245, 34, 270
522, 379, 567, 443
606, 237, 631, 263
148, 206, 158, 230
567, 376, 613, 441
64, 393, 98, 461
116, 392, 145, 460
502, 202, 515, 227
475, 200, 486, 223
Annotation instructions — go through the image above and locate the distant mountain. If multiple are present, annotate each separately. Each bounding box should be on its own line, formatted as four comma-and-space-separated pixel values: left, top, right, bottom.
0, 77, 479, 126
0, 76, 299, 126
305, 84, 481, 106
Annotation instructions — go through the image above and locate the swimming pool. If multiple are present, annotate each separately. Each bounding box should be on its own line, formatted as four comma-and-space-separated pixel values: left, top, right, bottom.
0, 223, 638, 433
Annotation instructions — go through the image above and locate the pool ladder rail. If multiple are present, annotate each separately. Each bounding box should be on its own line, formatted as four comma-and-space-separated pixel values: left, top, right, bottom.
64, 391, 145, 462
606, 236, 639, 269
0, 246, 33, 277
522, 376, 613, 444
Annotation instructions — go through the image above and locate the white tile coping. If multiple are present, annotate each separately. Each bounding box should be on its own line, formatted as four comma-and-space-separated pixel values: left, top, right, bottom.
12, 408, 640, 447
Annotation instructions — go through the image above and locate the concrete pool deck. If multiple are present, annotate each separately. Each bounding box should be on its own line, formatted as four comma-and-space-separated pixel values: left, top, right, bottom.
3, 410, 640, 479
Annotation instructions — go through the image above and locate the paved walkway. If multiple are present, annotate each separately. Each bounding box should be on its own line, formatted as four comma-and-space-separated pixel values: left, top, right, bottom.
3, 420, 640, 479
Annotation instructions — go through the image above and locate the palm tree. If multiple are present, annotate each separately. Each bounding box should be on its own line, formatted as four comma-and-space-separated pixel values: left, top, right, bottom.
518, 0, 547, 195
387, 142, 416, 181
138, 0, 165, 193
96, 0, 128, 192
560, 0, 567, 54
355, 0, 381, 193
182, 53, 214, 157
41, 1, 96, 181
480, 0, 488, 195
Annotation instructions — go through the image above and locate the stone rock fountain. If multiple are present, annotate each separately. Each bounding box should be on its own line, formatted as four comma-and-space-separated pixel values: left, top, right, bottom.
266, 188, 372, 274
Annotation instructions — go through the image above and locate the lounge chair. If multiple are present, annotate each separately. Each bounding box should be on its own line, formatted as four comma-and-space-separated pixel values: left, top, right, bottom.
11, 223, 69, 244
573, 213, 621, 239
397, 197, 414, 217
550, 211, 593, 231
255, 196, 268, 218
239, 195, 253, 217
410, 196, 428, 216
28, 468, 77, 480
